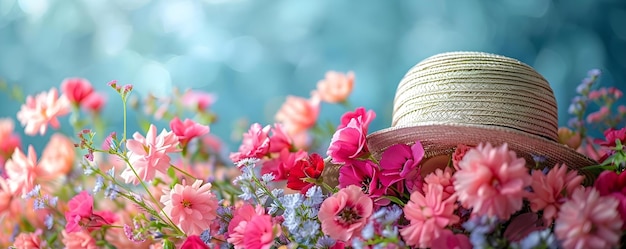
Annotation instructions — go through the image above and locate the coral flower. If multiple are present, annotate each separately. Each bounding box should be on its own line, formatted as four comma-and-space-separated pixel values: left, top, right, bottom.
313, 71, 355, 103
275, 95, 320, 135
0, 118, 21, 159
229, 123, 271, 164
555, 188, 622, 249
12, 231, 43, 249
453, 143, 531, 220
169, 117, 210, 147
243, 214, 281, 249
39, 133, 75, 179
401, 184, 459, 248
318, 185, 373, 242
61, 230, 97, 249
527, 164, 584, 223
17, 87, 71, 136
5, 145, 39, 196
161, 180, 218, 235
121, 124, 180, 184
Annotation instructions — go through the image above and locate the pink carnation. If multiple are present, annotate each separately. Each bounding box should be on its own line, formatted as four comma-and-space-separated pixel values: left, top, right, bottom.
268, 123, 293, 153
243, 214, 281, 249
121, 124, 180, 184
17, 87, 70, 136
5, 145, 39, 196
594, 170, 626, 229
170, 117, 210, 147
318, 185, 373, 242
401, 184, 459, 248
275, 95, 320, 135
160, 179, 218, 235
453, 143, 531, 220
430, 229, 471, 249
12, 231, 43, 249
379, 141, 425, 192
423, 167, 455, 201
65, 191, 115, 233
327, 119, 368, 164
337, 107, 375, 130
229, 123, 271, 163
555, 188, 622, 249
527, 164, 584, 223
227, 204, 265, 248
61, 230, 97, 249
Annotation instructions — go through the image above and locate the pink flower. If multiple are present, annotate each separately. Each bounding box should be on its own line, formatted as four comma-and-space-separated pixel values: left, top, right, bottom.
423, 167, 455, 201
65, 191, 113, 232
594, 170, 626, 229
121, 124, 180, 184
379, 141, 425, 190
0, 118, 21, 160
243, 214, 281, 249
275, 95, 320, 135
61, 230, 97, 249
170, 117, 210, 147
327, 119, 368, 164
17, 88, 71, 136
313, 71, 355, 103
595, 127, 626, 148
81, 92, 106, 113
39, 133, 75, 179
182, 90, 217, 111
261, 149, 307, 181
61, 78, 94, 105
619, 105, 626, 115
503, 212, 547, 242
227, 204, 265, 248
430, 229, 472, 249
555, 188, 622, 249
586, 106, 609, 123
318, 185, 373, 242
400, 184, 459, 248
268, 123, 293, 153
161, 179, 218, 235
0, 177, 11, 213
452, 144, 472, 171
5, 145, 39, 196
181, 235, 210, 249
527, 164, 584, 223
12, 231, 43, 249
337, 107, 375, 131
338, 160, 388, 206
229, 123, 271, 164
453, 143, 531, 220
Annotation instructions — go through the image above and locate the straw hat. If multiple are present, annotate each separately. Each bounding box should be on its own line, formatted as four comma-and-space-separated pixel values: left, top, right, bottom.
366, 51, 597, 183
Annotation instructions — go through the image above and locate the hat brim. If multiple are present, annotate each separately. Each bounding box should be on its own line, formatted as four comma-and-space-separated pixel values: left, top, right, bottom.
366, 123, 598, 184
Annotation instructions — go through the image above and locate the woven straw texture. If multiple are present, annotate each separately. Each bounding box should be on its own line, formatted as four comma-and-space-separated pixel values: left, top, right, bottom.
367, 51, 597, 183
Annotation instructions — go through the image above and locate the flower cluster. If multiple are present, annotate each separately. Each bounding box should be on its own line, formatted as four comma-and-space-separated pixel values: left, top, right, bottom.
0, 70, 625, 249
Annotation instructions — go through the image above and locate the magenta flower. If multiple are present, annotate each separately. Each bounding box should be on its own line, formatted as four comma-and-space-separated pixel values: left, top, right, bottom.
555, 188, 622, 249
527, 164, 584, 223
318, 185, 373, 242
17, 88, 71, 136
338, 160, 387, 205
161, 179, 218, 235
379, 141, 425, 190
594, 170, 626, 228
337, 107, 375, 130
400, 184, 459, 248
268, 123, 293, 153
5, 146, 39, 196
64, 191, 113, 233
243, 214, 281, 249
229, 123, 271, 164
595, 127, 626, 148
181, 235, 210, 249
169, 117, 210, 147
453, 143, 531, 220
121, 124, 180, 184
327, 118, 368, 164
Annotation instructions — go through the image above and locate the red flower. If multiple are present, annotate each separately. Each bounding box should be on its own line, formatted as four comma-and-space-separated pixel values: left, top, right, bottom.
181, 235, 210, 249
287, 153, 325, 193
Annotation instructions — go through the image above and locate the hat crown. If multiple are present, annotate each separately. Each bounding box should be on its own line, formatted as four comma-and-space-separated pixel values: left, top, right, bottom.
392, 51, 559, 141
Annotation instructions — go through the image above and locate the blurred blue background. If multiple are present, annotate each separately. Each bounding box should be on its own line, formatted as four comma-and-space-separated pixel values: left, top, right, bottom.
1, 0, 625, 153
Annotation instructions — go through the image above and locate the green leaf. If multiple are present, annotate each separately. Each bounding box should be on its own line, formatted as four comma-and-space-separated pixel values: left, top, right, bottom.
163, 239, 176, 249
379, 195, 405, 207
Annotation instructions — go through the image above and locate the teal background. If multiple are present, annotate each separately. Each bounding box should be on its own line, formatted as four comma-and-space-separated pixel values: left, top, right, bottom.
1, 0, 625, 153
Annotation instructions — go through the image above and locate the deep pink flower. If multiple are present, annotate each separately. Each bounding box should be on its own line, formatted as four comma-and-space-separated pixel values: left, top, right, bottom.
595, 127, 626, 148
0, 118, 21, 160
594, 170, 626, 228
5, 145, 39, 196
261, 149, 307, 181
161, 179, 218, 235
243, 214, 281, 249
12, 231, 43, 249
527, 164, 584, 223
287, 153, 325, 193
170, 117, 210, 147
121, 124, 180, 184
423, 167, 455, 201
227, 204, 265, 249
275, 95, 320, 135
182, 90, 217, 111
81, 92, 106, 113
318, 185, 373, 242
229, 123, 271, 164
60, 78, 94, 105
555, 188, 622, 249
268, 123, 293, 153
379, 141, 425, 191
430, 229, 471, 249
65, 191, 113, 232
17, 88, 71, 135
338, 160, 387, 205
313, 71, 355, 103
453, 143, 531, 220
327, 119, 369, 164
503, 212, 547, 242
401, 184, 459, 248
181, 235, 210, 249
61, 230, 97, 249
337, 107, 376, 131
